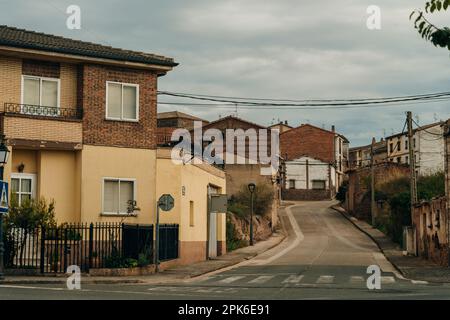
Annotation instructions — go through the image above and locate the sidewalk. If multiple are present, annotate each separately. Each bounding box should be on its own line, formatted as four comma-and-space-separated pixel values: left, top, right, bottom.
332, 205, 450, 283
0, 223, 286, 286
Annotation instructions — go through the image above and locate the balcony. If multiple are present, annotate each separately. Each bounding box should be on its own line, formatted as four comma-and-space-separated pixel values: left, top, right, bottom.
1, 102, 83, 150
3, 103, 83, 120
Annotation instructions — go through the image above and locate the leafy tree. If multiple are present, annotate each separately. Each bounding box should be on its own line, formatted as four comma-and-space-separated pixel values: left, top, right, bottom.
410, 0, 450, 50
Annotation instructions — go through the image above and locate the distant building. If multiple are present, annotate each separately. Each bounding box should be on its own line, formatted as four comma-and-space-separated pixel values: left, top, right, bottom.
386, 121, 444, 176
280, 124, 349, 200
198, 115, 280, 228
349, 138, 387, 169
268, 121, 292, 134
156, 111, 209, 146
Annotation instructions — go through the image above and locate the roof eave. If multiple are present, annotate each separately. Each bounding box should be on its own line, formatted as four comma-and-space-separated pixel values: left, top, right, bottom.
0, 45, 177, 73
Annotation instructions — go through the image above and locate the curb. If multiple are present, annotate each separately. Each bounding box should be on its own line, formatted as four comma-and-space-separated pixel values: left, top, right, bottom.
184, 231, 287, 281
330, 205, 408, 280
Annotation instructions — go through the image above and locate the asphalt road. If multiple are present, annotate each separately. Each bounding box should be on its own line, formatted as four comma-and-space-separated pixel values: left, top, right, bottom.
1, 201, 450, 300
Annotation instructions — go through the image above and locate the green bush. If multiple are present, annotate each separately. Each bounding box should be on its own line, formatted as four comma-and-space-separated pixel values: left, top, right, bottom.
228, 183, 274, 218
226, 215, 247, 252
372, 171, 444, 245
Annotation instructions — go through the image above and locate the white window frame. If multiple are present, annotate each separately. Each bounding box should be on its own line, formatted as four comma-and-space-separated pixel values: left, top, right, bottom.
21, 75, 61, 110
101, 177, 137, 216
105, 81, 139, 122
11, 173, 37, 205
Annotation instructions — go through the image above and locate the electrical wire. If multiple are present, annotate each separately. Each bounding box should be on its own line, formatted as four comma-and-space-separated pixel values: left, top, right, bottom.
158, 90, 450, 104
157, 96, 450, 110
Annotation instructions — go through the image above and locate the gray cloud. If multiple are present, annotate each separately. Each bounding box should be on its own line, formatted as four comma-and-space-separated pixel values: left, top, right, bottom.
0, 0, 449, 145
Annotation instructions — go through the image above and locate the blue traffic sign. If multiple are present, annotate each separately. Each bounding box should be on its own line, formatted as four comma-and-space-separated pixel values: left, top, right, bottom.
0, 180, 8, 214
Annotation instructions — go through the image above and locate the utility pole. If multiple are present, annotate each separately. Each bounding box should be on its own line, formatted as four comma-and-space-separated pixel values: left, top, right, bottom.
407, 111, 418, 221
444, 121, 450, 266
370, 137, 376, 226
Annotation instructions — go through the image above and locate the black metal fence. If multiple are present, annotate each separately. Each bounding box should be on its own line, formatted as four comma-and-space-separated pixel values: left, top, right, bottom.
4, 222, 179, 274
159, 224, 179, 261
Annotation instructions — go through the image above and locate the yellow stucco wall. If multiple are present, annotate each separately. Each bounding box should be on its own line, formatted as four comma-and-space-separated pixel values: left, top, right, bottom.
156, 149, 226, 243
38, 150, 79, 223
11, 149, 37, 174
7, 148, 79, 223
80, 145, 156, 224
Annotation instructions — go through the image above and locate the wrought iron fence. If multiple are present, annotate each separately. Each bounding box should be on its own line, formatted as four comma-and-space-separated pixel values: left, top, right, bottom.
159, 224, 179, 261
3, 103, 83, 120
2, 222, 178, 274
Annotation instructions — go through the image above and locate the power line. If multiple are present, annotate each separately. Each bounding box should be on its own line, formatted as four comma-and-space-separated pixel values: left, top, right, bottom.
411, 117, 443, 137
157, 96, 450, 110
158, 90, 450, 103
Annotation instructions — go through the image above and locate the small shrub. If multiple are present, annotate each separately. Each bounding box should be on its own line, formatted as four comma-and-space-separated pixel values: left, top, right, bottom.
226, 215, 247, 252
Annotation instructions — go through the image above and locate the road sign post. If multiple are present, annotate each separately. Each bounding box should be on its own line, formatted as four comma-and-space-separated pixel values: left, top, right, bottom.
155, 194, 174, 273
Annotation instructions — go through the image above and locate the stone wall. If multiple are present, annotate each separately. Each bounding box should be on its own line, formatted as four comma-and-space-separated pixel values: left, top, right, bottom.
413, 197, 448, 266
345, 162, 409, 220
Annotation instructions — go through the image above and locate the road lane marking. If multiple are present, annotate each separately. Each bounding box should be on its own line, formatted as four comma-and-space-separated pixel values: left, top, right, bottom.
381, 276, 396, 284
252, 204, 304, 265
411, 280, 429, 285
218, 276, 245, 284
350, 276, 365, 283
316, 275, 335, 284
248, 276, 275, 284
282, 275, 304, 284
0, 285, 64, 291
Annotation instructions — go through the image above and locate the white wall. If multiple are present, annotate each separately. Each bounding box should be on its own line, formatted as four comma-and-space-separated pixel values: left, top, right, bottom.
416, 125, 445, 176
285, 156, 331, 190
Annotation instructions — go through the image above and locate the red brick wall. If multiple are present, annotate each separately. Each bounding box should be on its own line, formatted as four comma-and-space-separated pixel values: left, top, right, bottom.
22, 59, 60, 78
198, 116, 270, 160
81, 64, 157, 149
280, 124, 334, 162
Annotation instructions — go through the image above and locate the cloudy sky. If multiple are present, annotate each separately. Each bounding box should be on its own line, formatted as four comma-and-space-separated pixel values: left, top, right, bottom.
1, 0, 449, 145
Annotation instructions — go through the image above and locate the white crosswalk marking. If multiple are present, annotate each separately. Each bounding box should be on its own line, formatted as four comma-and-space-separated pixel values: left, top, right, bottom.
350, 276, 365, 283
316, 275, 335, 284
381, 276, 396, 284
218, 276, 245, 284
248, 275, 275, 284
282, 275, 304, 284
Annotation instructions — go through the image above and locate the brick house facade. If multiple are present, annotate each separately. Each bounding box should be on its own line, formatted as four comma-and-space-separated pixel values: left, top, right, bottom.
280, 124, 349, 200
0, 25, 228, 269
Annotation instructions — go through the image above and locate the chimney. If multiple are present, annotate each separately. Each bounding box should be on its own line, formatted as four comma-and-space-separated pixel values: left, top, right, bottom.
331, 125, 335, 132
284, 120, 288, 125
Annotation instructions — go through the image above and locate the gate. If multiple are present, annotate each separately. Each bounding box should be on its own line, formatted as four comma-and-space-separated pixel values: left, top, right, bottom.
122, 224, 154, 263
158, 224, 179, 261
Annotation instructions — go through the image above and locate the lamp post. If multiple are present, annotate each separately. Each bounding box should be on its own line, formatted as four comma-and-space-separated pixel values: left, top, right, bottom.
0, 135, 10, 280
247, 183, 256, 246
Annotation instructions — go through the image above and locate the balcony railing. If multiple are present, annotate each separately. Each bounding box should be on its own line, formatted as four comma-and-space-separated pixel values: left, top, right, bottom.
3, 103, 83, 120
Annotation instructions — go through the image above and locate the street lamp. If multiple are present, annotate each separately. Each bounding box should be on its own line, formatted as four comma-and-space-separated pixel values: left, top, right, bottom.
247, 183, 256, 246
0, 135, 10, 280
